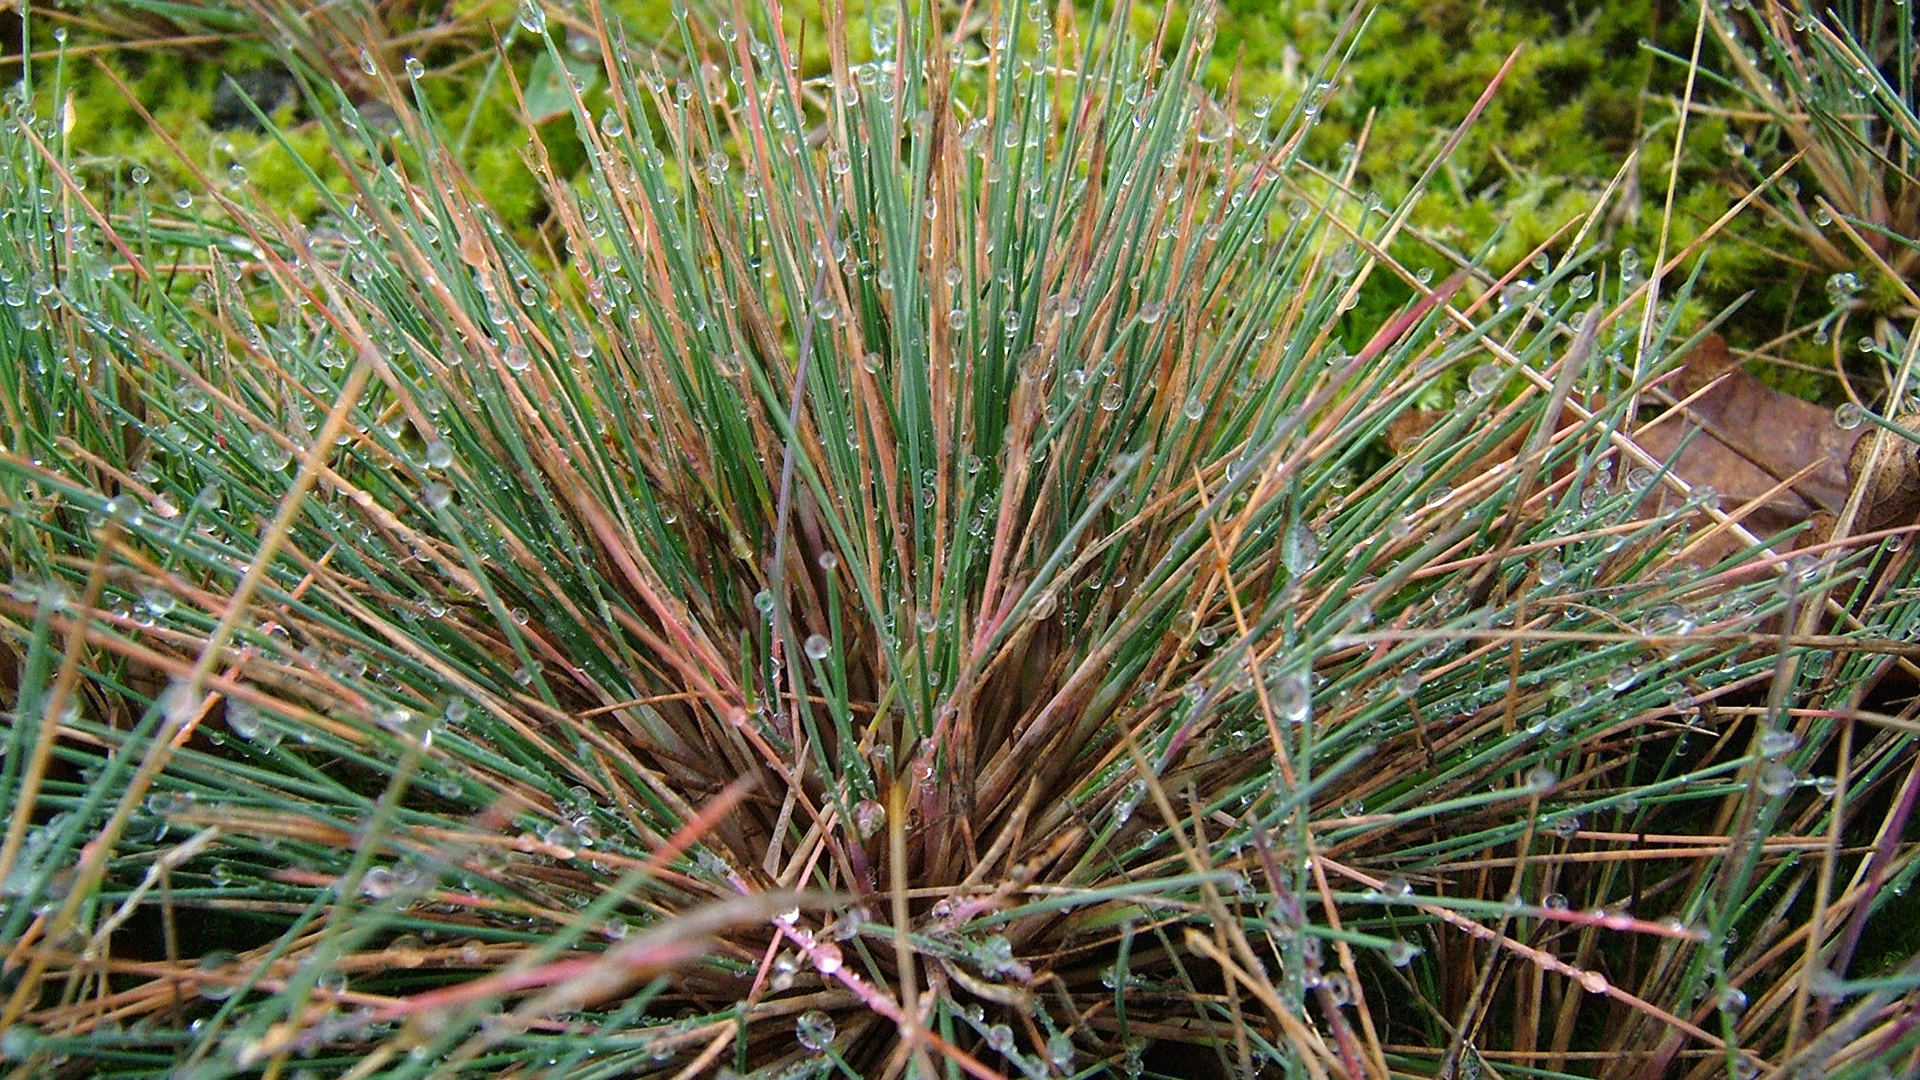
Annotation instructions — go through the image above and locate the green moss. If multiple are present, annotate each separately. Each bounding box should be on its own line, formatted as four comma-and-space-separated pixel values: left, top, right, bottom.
47, 47, 339, 222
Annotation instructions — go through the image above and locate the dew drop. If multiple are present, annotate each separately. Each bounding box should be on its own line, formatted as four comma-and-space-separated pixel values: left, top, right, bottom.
812, 941, 842, 975
1047, 1031, 1074, 1069
194, 951, 239, 1000
1526, 765, 1558, 793
852, 799, 885, 838
1272, 670, 1311, 725
361, 866, 398, 899
1467, 362, 1502, 395
1757, 761, 1796, 797
1322, 972, 1352, 1006
795, 1009, 836, 1051
1759, 727, 1798, 757
1282, 521, 1319, 575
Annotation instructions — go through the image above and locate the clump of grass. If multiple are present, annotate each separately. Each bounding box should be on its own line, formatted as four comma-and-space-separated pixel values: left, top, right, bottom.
1, 1, 1917, 1078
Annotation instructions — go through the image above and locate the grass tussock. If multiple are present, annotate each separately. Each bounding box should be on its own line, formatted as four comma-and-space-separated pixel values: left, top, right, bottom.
0, 1, 1917, 1078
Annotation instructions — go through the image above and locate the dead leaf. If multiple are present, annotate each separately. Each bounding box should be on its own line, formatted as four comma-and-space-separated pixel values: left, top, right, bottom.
1632, 334, 1857, 543
1846, 411, 1920, 534
1386, 335, 1917, 565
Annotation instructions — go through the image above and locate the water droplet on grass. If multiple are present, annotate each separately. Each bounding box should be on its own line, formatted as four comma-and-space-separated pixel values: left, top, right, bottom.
795, 1010, 835, 1051
1757, 762, 1796, 797
1641, 604, 1695, 635
1272, 670, 1311, 725
1322, 972, 1352, 1006
1759, 727, 1798, 757
1282, 522, 1319, 574
1468, 362, 1502, 395
159, 680, 202, 725
195, 951, 239, 1000
1047, 1032, 1074, 1069
361, 867, 397, 898
812, 942, 842, 975
1825, 271, 1860, 305
853, 799, 885, 838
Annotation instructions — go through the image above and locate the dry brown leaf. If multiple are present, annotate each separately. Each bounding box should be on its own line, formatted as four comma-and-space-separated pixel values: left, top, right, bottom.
1387, 336, 1920, 564
1846, 410, 1920, 534
1631, 334, 1857, 543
